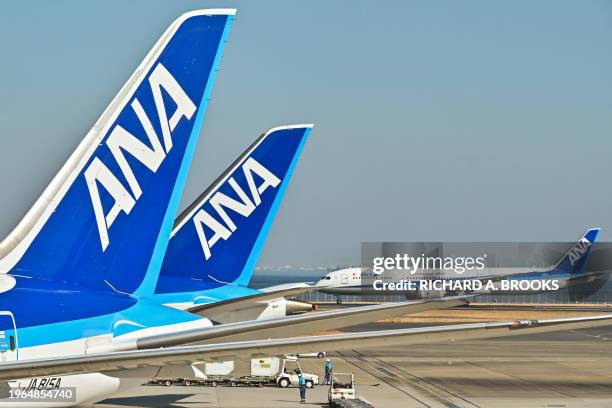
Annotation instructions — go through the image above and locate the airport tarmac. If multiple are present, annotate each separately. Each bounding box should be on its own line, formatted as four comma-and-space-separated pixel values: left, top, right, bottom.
94, 310, 612, 408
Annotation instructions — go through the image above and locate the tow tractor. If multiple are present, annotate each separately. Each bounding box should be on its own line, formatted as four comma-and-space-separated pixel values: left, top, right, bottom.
222, 356, 319, 388
274, 356, 319, 388
147, 357, 319, 388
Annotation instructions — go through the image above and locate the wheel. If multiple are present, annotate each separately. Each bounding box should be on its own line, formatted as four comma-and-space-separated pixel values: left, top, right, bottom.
317, 352, 325, 359
230, 381, 237, 387
211, 380, 218, 387
184, 380, 191, 386
305, 380, 314, 389
336, 297, 342, 304
164, 380, 172, 386
278, 378, 290, 388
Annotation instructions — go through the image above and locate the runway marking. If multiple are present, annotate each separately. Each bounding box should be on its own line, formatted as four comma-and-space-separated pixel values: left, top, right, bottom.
567, 330, 611, 341
339, 350, 482, 408
547, 359, 612, 384
464, 361, 574, 399
337, 351, 433, 407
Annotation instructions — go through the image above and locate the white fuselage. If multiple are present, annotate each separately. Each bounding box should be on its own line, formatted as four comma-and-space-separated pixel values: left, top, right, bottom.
0, 317, 213, 407
316, 266, 577, 299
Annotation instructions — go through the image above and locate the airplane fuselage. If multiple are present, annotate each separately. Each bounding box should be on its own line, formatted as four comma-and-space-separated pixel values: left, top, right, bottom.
0, 277, 212, 406
317, 267, 599, 299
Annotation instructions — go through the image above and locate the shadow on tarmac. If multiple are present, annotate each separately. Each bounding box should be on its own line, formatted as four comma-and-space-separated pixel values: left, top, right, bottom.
98, 393, 202, 407
275, 400, 327, 407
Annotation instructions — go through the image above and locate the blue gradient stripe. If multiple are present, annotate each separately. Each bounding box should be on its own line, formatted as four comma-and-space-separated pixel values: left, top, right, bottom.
235, 127, 311, 286
134, 14, 234, 297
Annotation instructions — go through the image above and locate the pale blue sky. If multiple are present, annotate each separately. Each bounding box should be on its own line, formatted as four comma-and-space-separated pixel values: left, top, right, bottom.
0, 1, 611, 266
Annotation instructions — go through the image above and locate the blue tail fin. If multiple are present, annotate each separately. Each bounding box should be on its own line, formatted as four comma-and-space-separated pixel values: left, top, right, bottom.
155, 124, 312, 294
555, 228, 600, 275
0, 10, 235, 296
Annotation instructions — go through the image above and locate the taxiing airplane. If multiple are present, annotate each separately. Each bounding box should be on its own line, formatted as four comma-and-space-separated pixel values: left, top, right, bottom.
317, 228, 602, 300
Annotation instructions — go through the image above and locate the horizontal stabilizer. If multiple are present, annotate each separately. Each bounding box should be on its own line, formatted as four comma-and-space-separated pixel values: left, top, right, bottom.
186, 283, 318, 320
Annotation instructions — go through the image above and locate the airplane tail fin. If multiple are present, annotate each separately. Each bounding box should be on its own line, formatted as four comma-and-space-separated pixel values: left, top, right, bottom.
156, 124, 312, 294
0, 10, 235, 296
554, 228, 600, 275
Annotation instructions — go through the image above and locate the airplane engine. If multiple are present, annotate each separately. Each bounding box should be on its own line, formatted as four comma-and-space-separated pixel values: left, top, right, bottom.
418, 289, 448, 300
257, 298, 313, 319
204, 298, 314, 323
285, 299, 314, 315
1, 373, 125, 407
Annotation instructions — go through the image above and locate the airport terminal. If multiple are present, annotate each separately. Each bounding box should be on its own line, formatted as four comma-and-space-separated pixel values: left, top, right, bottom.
0, 1, 610, 407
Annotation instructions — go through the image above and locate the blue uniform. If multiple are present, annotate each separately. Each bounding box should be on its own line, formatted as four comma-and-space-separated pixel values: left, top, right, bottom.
324, 361, 333, 384
298, 374, 306, 402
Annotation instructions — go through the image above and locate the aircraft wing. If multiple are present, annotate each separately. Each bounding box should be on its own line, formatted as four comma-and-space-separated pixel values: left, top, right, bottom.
2, 313, 612, 381
138, 297, 468, 347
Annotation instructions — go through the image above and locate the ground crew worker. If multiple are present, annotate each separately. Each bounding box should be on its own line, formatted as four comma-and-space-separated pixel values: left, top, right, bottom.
298, 370, 306, 403
324, 358, 333, 385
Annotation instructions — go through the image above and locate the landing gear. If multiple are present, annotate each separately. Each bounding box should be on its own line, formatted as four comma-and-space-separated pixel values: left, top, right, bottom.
335, 296, 342, 305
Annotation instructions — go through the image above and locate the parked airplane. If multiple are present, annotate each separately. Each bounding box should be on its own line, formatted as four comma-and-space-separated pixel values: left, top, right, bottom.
0, 9, 471, 405
0, 8, 239, 405
317, 229, 601, 301
154, 124, 318, 322
0, 9, 611, 408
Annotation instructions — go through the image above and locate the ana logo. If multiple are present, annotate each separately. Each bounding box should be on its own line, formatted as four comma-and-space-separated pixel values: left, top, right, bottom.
568, 237, 592, 266
193, 157, 280, 260
85, 63, 196, 251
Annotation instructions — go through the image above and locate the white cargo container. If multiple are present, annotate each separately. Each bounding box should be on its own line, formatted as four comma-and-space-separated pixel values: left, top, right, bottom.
154, 357, 319, 388
250, 357, 281, 377
231, 357, 319, 388
205, 361, 235, 376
